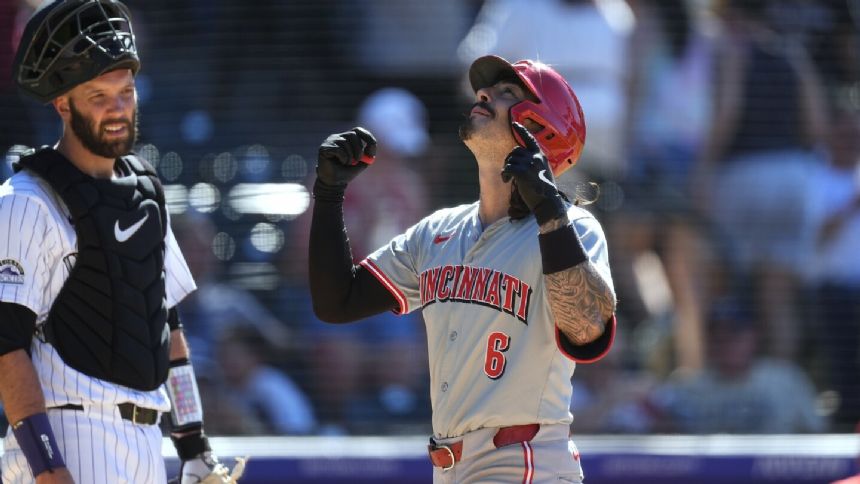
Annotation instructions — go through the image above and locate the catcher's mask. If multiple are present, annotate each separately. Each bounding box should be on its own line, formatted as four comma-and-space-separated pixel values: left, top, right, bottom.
14, 0, 139, 104
469, 55, 586, 178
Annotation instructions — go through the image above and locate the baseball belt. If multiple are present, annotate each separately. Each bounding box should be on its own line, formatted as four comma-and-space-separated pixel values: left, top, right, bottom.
428, 423, 541, 470
49, 403, 160, 425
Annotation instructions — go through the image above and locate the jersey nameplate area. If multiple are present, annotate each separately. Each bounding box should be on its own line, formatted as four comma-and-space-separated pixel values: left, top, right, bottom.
420, 265, 533, 324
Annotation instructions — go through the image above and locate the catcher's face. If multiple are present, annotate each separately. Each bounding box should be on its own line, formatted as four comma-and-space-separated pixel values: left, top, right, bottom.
57, 69, 139, 159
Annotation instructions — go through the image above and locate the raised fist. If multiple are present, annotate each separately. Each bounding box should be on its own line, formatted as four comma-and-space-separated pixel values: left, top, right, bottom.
316, 127, 377, 187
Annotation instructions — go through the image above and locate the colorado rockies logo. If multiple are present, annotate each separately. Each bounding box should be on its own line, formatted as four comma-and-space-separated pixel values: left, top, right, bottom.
0, 259, 25, 284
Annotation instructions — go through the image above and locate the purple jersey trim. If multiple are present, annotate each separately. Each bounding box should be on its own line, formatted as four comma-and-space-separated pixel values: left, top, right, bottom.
360, 259, 408, 315
555, 314, 616, 363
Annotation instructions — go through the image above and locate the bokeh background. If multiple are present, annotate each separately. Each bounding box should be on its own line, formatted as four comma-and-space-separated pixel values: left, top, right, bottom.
1, 0, 860, 480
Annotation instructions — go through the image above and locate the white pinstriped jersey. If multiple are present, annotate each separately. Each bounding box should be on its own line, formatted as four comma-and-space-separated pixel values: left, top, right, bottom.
0, 168, 196, 412
361, 202, 614, 439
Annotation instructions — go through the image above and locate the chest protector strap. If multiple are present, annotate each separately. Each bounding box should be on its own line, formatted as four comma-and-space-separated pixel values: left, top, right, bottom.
17, 148, 170, 391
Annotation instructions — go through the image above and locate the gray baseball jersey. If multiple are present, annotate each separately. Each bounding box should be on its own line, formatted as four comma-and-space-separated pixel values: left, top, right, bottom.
361, 201, 614, 439
0, 168, 196, 483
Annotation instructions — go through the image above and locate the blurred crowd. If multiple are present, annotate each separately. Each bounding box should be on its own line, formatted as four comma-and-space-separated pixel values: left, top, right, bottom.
1, 0, 859, 436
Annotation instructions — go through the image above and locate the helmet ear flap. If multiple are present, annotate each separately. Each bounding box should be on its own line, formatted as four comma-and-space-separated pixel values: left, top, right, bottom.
510, 100, 583, 178
510, 63, 585, 178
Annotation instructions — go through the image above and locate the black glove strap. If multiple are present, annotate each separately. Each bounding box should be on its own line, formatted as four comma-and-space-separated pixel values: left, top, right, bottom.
533, 195, 567, 226
312, 179, 347, 203
171, 425, 211, 461
539, 224, 588, 274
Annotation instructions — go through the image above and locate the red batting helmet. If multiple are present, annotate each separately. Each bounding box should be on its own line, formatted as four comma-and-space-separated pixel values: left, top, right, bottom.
469, 55, 586, 177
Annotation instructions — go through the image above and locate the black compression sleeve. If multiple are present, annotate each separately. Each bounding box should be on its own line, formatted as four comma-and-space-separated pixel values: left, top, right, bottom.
167, 307, 182, 331
0, 302, 37, 356
309, 180, 398, 322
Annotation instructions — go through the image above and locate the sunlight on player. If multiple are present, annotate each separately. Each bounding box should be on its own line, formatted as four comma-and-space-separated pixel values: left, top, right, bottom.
308, 55, 616, 483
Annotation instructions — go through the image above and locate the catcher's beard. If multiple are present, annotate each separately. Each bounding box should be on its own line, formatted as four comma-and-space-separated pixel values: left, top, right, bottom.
69, 98, 138, 159
508, 182, 531, 220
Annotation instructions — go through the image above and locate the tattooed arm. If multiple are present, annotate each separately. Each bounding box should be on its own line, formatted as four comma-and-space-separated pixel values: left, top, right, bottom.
540, 216, 617, 345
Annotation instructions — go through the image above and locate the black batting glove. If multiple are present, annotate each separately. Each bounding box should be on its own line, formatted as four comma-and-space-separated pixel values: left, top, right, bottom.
316, 127, 377, 188
501, 122, 567, 225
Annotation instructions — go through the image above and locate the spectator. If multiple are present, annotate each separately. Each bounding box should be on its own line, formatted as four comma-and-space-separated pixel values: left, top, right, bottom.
695, 0, 829, 360
807, 94, 860, 431
766, 0, 858, 90
171, 211, 292, 370
607, 0, 715, 374
211, 0, 352, 154
458, 0, 634, 181
0, 0, 36, 158
338, 0, 473, 78
570, 333, 662, 434
189, 371, 268, 436
215, 326, 317, 435
653, 297, 826, 434
344, 87, 431, 255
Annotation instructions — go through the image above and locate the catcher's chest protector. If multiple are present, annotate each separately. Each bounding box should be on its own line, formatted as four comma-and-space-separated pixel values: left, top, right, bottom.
16, 148, 170, 391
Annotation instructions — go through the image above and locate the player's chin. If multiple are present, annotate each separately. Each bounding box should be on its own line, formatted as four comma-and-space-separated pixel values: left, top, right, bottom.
98, 138, 135, 158
458, 121, 476, 141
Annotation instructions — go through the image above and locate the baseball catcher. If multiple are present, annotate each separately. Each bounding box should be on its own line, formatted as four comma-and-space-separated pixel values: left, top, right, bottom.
1, 1, 247, 483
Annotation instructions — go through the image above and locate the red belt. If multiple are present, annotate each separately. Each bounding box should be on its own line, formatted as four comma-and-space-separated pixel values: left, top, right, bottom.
428, 424, 541, 470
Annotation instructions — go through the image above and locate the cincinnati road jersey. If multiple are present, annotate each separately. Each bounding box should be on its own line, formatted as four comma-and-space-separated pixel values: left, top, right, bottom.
0, 168, 196, 412
361, 201, 614, 439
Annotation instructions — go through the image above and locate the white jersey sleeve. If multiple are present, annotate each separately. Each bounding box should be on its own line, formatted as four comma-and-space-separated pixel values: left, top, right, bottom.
569, 205, 614, 290
163, 216, 196, 309
0, 189, 62, 314
359, 218, 426, 315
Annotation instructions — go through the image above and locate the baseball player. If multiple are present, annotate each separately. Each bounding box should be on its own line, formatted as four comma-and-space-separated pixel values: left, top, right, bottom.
309, 55, 617, 483
0, 1, 243, 483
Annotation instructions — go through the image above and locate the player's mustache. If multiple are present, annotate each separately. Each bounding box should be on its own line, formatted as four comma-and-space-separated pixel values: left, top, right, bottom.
468, 101, 494, 118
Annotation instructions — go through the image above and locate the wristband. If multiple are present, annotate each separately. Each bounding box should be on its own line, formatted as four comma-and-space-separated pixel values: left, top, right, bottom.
312, 179, 347, 203
166, 359, 203, 430
12, 413, 65, 477
167, 307, 182, 331
171, 427, 212, 461
538, 224, 588, 274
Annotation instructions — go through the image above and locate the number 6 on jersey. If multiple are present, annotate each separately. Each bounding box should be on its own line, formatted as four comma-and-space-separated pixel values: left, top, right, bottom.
484, 332, 511, 379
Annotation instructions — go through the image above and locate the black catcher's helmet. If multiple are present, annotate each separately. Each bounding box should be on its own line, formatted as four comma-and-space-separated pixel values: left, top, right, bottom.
14, 0, 139, 104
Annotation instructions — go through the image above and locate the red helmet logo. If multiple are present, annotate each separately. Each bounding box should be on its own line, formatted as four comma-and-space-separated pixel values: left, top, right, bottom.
469, 56, 586, 178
